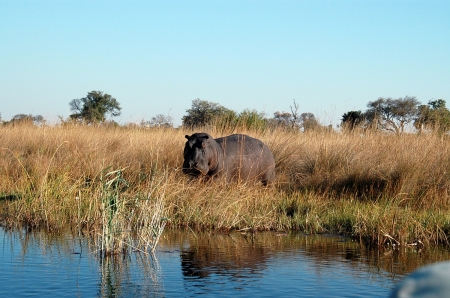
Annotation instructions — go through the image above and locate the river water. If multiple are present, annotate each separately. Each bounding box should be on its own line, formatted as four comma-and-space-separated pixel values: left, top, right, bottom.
1, 227, 450, 297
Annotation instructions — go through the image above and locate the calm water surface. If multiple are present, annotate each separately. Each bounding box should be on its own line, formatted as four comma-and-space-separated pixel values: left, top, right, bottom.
1, 227, 450, 297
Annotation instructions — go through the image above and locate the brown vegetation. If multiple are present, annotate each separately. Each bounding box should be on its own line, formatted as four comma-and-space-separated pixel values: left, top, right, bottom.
1, 123, 450, 247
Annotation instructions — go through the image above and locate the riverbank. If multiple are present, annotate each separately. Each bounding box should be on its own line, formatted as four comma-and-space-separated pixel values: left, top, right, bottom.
1, 124, 450, 247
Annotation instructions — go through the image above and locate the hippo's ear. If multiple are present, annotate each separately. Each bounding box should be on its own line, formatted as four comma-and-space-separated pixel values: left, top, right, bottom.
185, 135, 190, 139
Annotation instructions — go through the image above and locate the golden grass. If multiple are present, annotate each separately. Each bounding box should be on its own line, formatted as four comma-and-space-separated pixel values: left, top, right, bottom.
1, 123, 450, 247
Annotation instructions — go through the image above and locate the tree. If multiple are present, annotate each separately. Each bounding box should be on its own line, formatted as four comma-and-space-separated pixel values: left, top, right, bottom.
145, 114, 174, 128
288, 99, 301, 129
272, 99, 302, 129
236, 109, 267, 130
272, 111, 294, 128
365, 96, 419, 134
69, 91, 121, 123
9, 114, 45, 126
182, 99, 235, 128
414, 99, 450, 133
300, 112, 320, 131
341, 110, 365, 131
271, 111, 320, 131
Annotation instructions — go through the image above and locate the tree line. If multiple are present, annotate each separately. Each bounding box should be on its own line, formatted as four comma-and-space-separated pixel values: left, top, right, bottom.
2, 90, 449, 134
341, 97, 450, 134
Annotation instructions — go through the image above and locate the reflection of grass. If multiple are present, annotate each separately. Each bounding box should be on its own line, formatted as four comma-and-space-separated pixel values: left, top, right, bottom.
1, 227, 164, 296
1, 124, 450, 247
99, 250, 163, 297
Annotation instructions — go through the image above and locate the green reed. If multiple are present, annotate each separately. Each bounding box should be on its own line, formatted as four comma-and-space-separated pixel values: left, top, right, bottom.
99, 168, 129, 256
98, 167, 168, 256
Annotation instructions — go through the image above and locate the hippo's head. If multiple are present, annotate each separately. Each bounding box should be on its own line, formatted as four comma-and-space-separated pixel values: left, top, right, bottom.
182, 133, 214, 177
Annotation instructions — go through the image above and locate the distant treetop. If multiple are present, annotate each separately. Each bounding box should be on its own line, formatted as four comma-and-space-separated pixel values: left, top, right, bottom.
69, 91, 121, 123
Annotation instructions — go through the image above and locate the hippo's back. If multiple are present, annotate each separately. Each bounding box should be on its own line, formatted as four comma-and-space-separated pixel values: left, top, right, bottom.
215, 134, 275, 185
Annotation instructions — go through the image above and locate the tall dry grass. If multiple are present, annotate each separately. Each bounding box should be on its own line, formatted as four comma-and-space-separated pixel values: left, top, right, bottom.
1, 123, 450, 247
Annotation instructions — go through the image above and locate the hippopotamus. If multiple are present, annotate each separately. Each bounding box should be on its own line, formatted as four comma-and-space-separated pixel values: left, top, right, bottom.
182, 133, 276, 185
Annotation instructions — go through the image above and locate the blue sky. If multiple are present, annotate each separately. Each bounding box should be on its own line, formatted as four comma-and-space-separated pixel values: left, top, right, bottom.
1, 0, 449, 127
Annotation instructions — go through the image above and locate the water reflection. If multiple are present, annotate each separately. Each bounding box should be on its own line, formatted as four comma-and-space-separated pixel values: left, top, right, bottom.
172, 230, 450, 296
0, 228, 98, 297
180, 233, 269, 279
176, 230, 450, 280
2, 227, 450, 297
99, 253, 163, 297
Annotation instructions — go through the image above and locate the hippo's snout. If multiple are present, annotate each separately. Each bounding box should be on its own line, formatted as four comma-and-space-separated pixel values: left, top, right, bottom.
182, 161, 202, 176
